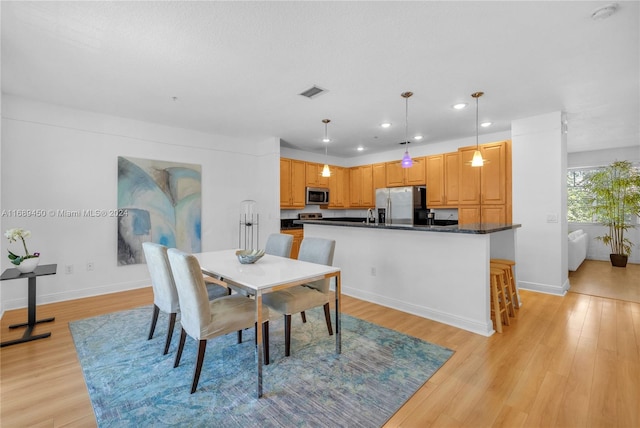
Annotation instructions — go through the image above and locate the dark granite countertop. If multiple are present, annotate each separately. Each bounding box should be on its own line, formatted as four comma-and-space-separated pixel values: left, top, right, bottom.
294, 219, 521, 234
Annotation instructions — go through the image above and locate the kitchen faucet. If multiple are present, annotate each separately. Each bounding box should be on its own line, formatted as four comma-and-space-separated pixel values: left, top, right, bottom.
366, 208, 375, 224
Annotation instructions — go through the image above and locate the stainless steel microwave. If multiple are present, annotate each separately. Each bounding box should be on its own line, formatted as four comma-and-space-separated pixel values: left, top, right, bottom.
306, 187, 330, 205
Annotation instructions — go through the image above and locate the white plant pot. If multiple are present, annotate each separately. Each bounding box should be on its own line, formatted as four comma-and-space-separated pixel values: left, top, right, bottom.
16, 257, 40, 273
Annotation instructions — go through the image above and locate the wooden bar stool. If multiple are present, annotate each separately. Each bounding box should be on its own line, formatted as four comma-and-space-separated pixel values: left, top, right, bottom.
490, 267, 510, 333
490, 262, 516, 317
491, 258, 520, 309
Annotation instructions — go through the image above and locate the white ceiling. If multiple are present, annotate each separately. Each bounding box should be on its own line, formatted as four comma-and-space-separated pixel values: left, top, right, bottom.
2, 1, 638, 158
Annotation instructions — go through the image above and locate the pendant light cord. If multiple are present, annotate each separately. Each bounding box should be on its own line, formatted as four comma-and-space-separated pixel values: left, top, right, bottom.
475, 96, 479, 149
405, 95, 409, 145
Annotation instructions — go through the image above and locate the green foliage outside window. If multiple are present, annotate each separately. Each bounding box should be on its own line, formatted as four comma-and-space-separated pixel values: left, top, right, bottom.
567, 169, 595, 222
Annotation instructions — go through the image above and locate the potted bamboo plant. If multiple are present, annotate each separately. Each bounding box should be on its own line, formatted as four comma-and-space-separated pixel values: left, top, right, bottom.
584, 160, 640, 267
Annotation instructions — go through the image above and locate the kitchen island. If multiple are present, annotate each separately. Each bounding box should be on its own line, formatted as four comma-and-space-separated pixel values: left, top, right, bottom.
296, 219, 521, 336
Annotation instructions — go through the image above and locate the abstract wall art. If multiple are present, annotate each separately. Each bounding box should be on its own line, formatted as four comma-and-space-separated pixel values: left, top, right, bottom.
117, 156, 202, 265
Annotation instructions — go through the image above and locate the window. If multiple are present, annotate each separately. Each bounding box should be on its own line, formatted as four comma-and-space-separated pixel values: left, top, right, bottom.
567, 168, 596, 223
568, 163, 640, 224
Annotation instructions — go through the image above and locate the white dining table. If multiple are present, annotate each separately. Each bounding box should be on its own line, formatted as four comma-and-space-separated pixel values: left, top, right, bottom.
193, 249, 342, 398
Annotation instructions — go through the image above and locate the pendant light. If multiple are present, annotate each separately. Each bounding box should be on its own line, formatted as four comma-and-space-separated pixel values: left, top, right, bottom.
471, 91, 485, 167
401, 91, 413, 168
321, 119, 331, 177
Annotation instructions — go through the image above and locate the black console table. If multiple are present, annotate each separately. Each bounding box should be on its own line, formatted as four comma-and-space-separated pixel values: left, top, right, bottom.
1, 264, 57, 347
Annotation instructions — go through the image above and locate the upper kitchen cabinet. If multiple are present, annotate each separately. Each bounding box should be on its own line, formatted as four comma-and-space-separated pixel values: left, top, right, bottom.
385, 157, 426, 187
280, 158, 306, 209
327, 165, 347, 208
457, 140, 512, 224
479, 141, 509, 205
372, 162, 386, 191
458, 140, 510, 205
305, 162, 330, 188
349, 164, 374, 207
426, 152, 459, 207
458, 147, 481, 205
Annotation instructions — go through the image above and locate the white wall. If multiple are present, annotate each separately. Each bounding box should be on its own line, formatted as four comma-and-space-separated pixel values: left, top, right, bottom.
512, 112, 569, 295
568, 146, 640, 168
0, 95, 280, 314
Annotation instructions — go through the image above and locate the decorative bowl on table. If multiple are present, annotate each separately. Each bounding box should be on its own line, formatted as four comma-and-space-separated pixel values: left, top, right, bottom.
236, 249, 265, 264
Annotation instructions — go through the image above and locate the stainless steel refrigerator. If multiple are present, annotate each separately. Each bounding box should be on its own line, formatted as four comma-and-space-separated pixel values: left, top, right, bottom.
375, 186, 425, 225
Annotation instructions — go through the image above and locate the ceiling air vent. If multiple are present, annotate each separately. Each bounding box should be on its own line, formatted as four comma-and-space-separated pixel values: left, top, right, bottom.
299, 85, 327, 99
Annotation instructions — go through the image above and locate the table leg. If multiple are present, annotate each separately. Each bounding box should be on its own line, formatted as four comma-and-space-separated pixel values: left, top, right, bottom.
1, 276, 54, 348
335, 272, 341, 354
255, 290, 263, 398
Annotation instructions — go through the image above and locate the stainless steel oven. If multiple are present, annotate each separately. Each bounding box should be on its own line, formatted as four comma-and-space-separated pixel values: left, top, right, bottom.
306, 187, 330, 205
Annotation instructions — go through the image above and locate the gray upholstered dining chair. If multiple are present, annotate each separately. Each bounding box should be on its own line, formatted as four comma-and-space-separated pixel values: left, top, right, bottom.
262, 237, 336, 357
264, 233, 293, 258
142, 242, 229, 355
167, 248, 270, 394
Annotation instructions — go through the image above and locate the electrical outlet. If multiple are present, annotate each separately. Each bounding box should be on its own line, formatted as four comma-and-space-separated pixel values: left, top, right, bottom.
370, 267, 376, 276
65, 264, 74, 274
87, 262, 94, 271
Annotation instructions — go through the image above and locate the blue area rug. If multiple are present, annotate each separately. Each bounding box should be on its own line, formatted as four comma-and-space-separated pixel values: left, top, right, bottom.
70, 305, 453, 427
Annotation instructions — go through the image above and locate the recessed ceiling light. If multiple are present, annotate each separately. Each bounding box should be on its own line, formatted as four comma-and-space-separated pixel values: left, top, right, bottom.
380, 122, 391, 128
414, 135, 423, 140
357, 146, 364, 151
322, 138, 331, 143
453, 103, 467, 110
480, 122, 492, 128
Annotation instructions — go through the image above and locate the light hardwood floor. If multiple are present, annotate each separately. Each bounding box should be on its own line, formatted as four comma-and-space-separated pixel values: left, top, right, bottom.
1, 269, 639, 427
569, 259, 640, 303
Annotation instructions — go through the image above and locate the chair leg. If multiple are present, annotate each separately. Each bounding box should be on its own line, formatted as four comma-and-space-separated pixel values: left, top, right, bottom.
323, 303, 334, 336
148, 304, 160, 340
164, 312, 176, 355
174, 328, 187, 368
191, 340, 207, 394
301, 311, 307, 323
238, 330, 242, 344
284, 314, 292, 357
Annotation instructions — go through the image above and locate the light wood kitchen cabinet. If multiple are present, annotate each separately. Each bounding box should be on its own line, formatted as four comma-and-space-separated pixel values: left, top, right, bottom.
372, 162, 386, 191
457, 140, 511, 223
385, 157, 426, 187
427, 152, 459, 208
349, 164, 374, 207
479, 141, 508, 205
458, 206, 480, 225
426, 155, 445, 206
458, 140, 510, 205
281, 229, 303, 259
458, 147, 481, 205
406, 157, 426, 185
305, 162, 330, 188
458, 205, 507, 225
444, 152, 459, 206
327, 166, 346, 208
280, 158, 306, 209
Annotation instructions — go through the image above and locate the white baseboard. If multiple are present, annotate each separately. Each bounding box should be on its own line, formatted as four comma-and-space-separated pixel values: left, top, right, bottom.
518, 278, 569, 296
